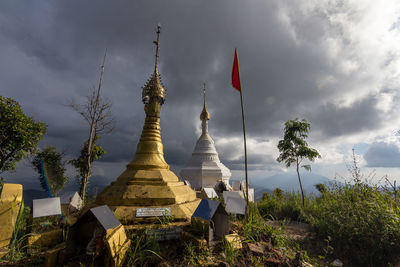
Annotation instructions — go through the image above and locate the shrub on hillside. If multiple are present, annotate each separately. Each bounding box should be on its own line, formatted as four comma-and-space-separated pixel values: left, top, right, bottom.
310, 182, 400, 265
258, 150, 400, 265
258, 189, 310, 221
243, 203, 286, 246
258, 182, 400, 265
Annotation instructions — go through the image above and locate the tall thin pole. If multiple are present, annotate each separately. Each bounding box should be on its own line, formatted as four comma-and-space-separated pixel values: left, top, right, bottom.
240, 90, 249, 220
232, 48, 249, 220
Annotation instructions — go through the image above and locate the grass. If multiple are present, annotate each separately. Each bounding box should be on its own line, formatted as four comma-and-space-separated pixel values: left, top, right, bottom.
183, 240, 211, 266
257, 157, 400, 266
4, 153, 399, 266
310, 182, 400, 265
221, 237, 237, 265
124, 230, 162, 266
1, 204, 44, 267
2, 202, 34, 263
243, 203, 286, 246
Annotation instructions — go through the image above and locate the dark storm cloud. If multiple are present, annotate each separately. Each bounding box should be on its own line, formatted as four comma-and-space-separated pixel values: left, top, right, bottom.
0, 0, 398, 187
364, 142, 400, 168
227, 153, 278, 171
309, 95, 384, 139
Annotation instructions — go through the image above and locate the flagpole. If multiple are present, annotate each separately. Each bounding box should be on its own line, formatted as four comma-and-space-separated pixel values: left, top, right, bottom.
239, 89, 250, 220
232, 48, 249, 220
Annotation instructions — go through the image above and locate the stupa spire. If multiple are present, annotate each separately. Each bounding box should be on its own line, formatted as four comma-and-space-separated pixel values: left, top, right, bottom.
180, 82, 232, 190
131, 24, 168, 169
200, 83, 210, 135
96, 25, 200, 225
153, 24, 161, 73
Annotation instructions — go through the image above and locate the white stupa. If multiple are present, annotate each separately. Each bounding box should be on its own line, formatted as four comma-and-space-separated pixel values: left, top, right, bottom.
180, 84, 232, 190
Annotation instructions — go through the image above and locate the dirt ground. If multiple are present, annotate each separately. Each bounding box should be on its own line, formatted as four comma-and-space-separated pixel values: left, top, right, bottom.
265, 220, 313, 240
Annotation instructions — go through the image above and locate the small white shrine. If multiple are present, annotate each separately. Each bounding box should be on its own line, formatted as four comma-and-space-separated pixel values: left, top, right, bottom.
180, 84, 232, 190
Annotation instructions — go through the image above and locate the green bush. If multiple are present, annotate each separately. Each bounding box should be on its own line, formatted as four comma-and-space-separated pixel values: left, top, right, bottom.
243, 203, 285, 246
257, 181, 400, 265
257, 190, 311, 221
310, 182, 400, 266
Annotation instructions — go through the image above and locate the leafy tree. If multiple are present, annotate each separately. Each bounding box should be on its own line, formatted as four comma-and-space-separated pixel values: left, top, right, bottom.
0, 96, 47, 174
277, 118, 321, 206
315, 183, 327, 194
68, 49, 113, 202
262, 192, 269, 201
31, 146, 68, 196
69, 136, 105, 197
272, 188, 284, 200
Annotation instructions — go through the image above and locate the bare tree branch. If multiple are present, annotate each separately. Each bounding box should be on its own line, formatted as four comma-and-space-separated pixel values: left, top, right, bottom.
68, 48, 113, 202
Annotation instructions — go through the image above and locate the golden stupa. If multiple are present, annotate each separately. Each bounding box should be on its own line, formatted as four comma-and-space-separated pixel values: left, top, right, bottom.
96, 25, 200, 225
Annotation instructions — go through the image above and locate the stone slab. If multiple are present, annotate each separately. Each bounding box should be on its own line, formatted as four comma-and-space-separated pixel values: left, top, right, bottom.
27, 228, 63, 248
243, 188, 254, 203
43, 245, 66, 267
60, 192, 82, 211
145, 226, 183, 241
248, 188, 254, 202
225, 197, 246, 215
222, 191, 244, 205
105, 224, 131, 267
0, 183, 23, 202
33, 197, 61, 218
0, 183, 23, 252
247, 242, 264, 255
136, 207, 171, 217
232, 181, 241, 191
240, 180, 250, 191
224, 233, 242, 250
201, 188, 218, 199
70, 192, 83, 211
90, 205, 121, 231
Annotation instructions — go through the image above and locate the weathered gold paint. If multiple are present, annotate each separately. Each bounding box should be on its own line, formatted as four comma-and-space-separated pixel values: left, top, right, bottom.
104, 224, 131, 267
0, 183, 23, 256
96, 25, 200, 225
27, 228, 63, 248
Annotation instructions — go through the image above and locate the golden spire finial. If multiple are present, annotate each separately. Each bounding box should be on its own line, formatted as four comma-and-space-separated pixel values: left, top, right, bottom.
200, 83, 210, 122
142, 24, 166, 105
131, 24, 168, 169
153, 24, 161, 72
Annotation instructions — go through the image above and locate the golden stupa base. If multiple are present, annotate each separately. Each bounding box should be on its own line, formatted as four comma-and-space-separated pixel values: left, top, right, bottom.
95, 25, 201, 227
124, 220, 193, 231
96, 168, 200, 225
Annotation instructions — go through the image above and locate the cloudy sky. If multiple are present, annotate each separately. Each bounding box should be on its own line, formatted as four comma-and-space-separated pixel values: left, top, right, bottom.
2, 0, 400, 191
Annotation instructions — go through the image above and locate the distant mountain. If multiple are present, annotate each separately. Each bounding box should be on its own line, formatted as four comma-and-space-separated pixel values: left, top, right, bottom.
23, 189, 48, 207
251, 172, 334, 198
254, 187, 273, 201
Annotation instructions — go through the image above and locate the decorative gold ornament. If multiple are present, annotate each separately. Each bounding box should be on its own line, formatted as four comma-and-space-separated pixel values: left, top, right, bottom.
96, 25, 200, 226
200, 83, 210, 121
129, 24, 168, 170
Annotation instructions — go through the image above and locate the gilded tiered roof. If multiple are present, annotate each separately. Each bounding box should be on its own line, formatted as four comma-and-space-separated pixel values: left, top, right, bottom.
142, 25, 166, 105
96, 25, 200, 226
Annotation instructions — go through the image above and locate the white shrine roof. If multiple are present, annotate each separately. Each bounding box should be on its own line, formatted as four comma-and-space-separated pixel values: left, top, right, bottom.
179, 88, 231, 189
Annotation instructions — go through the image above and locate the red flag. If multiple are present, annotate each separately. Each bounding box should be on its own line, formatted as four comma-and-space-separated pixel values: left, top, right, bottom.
232, 48, 241, 92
